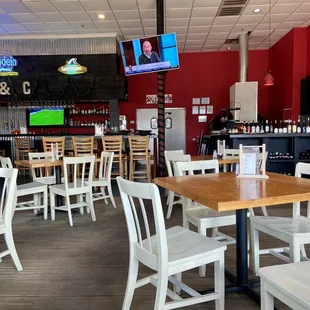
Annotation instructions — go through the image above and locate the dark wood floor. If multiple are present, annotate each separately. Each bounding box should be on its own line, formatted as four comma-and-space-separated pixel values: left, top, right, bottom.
0, 184, 296, 309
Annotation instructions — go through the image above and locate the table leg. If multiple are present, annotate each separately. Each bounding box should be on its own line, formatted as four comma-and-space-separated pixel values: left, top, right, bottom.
55, 166, 62, 206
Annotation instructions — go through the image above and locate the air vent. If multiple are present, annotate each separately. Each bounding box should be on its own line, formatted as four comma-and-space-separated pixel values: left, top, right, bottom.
224, 38, 239, 45
223, 0, 247, 5
218, 6, 243, 16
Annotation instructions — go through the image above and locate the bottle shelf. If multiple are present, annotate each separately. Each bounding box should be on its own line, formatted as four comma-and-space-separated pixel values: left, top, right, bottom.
268, 159, 295, 163
70, 114, 109, 117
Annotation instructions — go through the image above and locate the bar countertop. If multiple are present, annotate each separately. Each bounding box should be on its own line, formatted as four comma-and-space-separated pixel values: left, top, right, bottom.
204, 133, 310, 139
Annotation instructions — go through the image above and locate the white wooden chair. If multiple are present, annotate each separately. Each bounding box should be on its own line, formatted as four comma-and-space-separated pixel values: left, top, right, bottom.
116, 176, 226, 310
89, 151, 116, 208
259, 261, 310, 310
250, 162, 310, 276
164, 153, 191, 219
0, 157, 48, 220
28, 152, 58, 185
176, 160, 237, 277
0, 167, 23, 271
49, 155, 96, 227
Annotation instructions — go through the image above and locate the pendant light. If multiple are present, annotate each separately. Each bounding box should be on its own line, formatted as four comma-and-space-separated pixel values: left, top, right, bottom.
264, 0, 274, 86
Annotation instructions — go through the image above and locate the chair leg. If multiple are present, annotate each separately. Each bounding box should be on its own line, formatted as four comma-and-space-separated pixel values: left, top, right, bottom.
66, 196, 74, 227
251, 224, 260, 276
214, 253, 225, 310
301, 244, 307, 259
78, 194, 84, 215
146, 157, 152, 183
166, 192, 175, 219
261, 280, 274, 310
122, 255, 139, 310
290, 241, 301, 263
107, 184, 117, 208
100, 186, 108, 204
198, 225, 207, 277
50, 192, 56, 221
173, 273, 182, 295
154, 271, 168, 310
86, 192, 96, 222
43, 188, 48, 220
211, 227, 218, 237
4, 226, 23, 271
129, 159, 134, 181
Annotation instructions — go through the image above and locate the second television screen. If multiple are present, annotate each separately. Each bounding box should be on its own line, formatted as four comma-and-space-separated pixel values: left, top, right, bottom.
120, 32, 180, 76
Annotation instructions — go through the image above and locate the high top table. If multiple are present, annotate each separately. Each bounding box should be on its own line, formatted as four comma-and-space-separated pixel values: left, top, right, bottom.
155, 172, 310, 303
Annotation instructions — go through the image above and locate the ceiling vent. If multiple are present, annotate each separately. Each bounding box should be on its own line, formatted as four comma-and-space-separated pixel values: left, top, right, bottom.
217, 0, 249, 16
224, 38, 239, 45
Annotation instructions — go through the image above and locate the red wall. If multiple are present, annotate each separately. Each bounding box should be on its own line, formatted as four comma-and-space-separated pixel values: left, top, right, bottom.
269, 28, 307, 121
120, 50, 269, 155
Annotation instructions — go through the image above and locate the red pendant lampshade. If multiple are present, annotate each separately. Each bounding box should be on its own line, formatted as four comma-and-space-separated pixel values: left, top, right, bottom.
264, 70, 274, 86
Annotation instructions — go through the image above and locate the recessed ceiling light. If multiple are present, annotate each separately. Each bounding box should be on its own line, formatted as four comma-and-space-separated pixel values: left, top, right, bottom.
98, 14, 105, 19
227, 46, 231, 50
253, 8, 261, 13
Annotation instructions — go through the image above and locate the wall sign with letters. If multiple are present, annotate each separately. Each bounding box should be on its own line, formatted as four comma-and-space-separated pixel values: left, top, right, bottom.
58, 58, 87, 75
0, 56, 18, 77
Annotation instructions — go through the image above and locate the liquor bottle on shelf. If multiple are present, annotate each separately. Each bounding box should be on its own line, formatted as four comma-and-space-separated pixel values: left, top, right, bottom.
283, 121, 288, 134
287, 119, 292, 133
279, 120, 283, 134
256, 122, 260, 133
307, 117, 310, 133
292, 119, 297, 133
297, 116, 301, 133
247, 122, 251, 133
274, 120, 279, 133
265, 120, 269, 133
93, 106, 96, 114
260, 122, 264, 133
302, 119, 307, 133
251, 122, 256, 133
243, 121, 246, 133
270, 120, 274, 133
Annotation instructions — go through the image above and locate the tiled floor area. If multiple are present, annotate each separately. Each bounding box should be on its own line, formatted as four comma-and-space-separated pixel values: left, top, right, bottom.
0, 184, 294, 309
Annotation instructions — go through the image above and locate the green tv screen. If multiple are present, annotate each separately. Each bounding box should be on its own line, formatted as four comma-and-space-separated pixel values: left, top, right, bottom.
29, 108, 65, 126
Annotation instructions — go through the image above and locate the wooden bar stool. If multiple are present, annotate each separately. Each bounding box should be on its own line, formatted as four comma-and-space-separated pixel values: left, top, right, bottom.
42, 136, 65, 156
14, 136, 36, 175
102, 136, 127, 179
128, 135, 151, 183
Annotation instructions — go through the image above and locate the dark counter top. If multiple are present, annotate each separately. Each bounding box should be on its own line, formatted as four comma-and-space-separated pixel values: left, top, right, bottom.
204, 133, 310, 139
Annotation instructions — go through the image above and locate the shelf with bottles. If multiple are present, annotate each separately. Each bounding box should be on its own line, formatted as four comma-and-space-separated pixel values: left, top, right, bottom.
268, 152, 294, 161
69, 106, 109, 116
67, 118, 110, 129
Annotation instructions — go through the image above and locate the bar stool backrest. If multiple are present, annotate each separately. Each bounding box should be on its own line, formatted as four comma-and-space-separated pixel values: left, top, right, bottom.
128, 135, 150, 157
14, 136, 30, 151
72, 136, 94, 157
102, 136, 123, 156
42, 137, 65, 155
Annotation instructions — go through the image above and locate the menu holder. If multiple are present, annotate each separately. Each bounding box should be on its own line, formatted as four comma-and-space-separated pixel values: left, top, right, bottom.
237, 144, 268, 179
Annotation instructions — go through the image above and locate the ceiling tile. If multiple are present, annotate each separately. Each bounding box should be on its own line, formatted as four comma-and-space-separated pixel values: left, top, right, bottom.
189, 17, 214, 26
118, 19, 142, 28
191, 7, 218, 17
176, 33, 187, 40
248, 0, 277, 5
270, 28, 290, 36
205, 39, 225, 45
114, 10, 140, 19
188, 25, 211, 33
187, 33, 208, 40
70, 21, 97, 30
2, 23, 28, 32
276, 21, 304, 29
122, 27, 143, 35
254, 22, 279, 30
194, 0, 221, 7
109, 0, 138, 10
271, 3, 300, 14
94, 20, 119, 29
249, 36, 265, 43
79, 0, 110, 11
251, 29, 271, 36
9, 13, 41, 23
210, 25, 232, 33
276, 0, 303, 3
166, 26, 188, 33
207, 32, 229, 40
213, 16, 239, 25
54, 30, 77, 34
32, 31, 55, 35
87, 10, 115, 21
232, 23, 257, 32
137, 0, 155, 10
0, 14, 19, 24
260, 13, 289, 23
166, 18, 189, 27
186, 39, 205, 46
142, 19, 156, 27
22, 22, 50, 31
0, 2, 30, 13
166, 8, 191, 18
243, 4, 270, 15
52, 1, 84, 12
285, 13, 310, 22
166, 0, 193, 8
227, 32, 241, 39
36, 12, 66, 22
238, 14, 264, 23
144, 27, 156, 35
77, 29, 99, 33
24, 2, 58, 13
139, 9, 155, 19
46, 21, 74, 30
202, 48, 219, 51
295, 3, 310, 13
62, 12, 91, 22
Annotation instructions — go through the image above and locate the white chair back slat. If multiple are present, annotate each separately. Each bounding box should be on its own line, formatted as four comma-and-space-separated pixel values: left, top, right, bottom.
99, 151, 114, 180
117, 177, 168, 259
225, 149, 239, 157
176, 159, 219, 177
164, 150, 184, 177
29, 152, 54, 179
217, 140, 225, 156
0, 157, 13, 168
166, 154, 191, 177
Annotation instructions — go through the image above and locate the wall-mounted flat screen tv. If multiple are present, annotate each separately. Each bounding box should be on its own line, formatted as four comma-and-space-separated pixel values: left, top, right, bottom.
120, 32, 180, 76
28, 108, 65, 126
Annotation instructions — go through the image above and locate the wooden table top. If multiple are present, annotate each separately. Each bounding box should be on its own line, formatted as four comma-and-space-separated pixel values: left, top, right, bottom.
15, 158, 100, 168
154, 172, 310, 212
191, 155, 239, 165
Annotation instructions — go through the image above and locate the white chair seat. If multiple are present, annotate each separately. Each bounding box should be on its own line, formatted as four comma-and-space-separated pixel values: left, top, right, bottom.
251, 216, 310, 236
139, 226, 226, 271
49, 180, 86, 195
36, 176, 64, 185
87, 177, 108, 186
259, 261, 310, 310
17, 181, 47, 194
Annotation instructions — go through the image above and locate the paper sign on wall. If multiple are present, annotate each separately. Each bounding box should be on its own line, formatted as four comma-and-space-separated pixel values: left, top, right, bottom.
146, 94, 172, 104
192, 106, 199, 115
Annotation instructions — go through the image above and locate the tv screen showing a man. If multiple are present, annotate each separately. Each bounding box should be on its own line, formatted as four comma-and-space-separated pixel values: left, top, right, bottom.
139, 41, 161, 65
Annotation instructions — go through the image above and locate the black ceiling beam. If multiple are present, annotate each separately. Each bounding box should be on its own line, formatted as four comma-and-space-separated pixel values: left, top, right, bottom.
156, 0, 164, 35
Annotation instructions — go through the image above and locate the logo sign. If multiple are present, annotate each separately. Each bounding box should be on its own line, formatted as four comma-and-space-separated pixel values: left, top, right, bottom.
58, 58, 87, 75
0, 56, 18, 76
